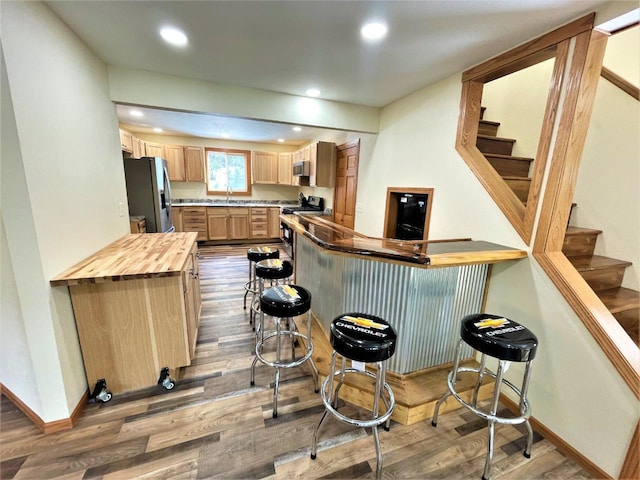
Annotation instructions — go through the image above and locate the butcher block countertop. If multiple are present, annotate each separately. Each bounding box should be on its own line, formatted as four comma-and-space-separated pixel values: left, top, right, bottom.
50, 232, 198, 286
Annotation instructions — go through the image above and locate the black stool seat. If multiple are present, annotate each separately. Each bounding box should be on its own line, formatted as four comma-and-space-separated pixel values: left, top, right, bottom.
330, 313, 397, 363
247, 246, 279, 263
261, 284, 311, 317
256, 259, 293, 280
461, 313, 538, 362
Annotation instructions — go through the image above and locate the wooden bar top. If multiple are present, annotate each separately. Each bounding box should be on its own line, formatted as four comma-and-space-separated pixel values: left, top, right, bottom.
282, 214, 526, 267
50, 232, 198, 286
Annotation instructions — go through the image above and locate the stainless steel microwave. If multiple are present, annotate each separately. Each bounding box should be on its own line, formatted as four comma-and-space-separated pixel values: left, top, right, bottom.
292, 161, 310, 176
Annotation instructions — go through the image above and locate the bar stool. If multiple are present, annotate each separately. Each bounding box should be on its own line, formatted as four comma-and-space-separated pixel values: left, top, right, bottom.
250, 284, 319, 417
432, 313, 538, 480
252, 259, 294, 342
243, 246, 279, 326
311, 313, 397, 480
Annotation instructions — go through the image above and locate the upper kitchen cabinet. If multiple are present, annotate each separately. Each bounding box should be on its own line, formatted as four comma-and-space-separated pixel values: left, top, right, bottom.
277, 152, 293, 185
119, 129, 133, 153
164, 144, 186, 182
309, 141, 336, 188
184, 146, 205, 183
252, 151, 278, 184
145, 141, 164, 158
131, 137, 144, 158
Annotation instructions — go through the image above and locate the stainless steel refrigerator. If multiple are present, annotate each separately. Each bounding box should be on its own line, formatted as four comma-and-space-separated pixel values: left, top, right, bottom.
123, 157, 174, 233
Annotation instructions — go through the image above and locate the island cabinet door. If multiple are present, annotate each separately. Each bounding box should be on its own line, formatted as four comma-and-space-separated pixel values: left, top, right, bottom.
183, 244, 201, 359
69, 276, 191, 394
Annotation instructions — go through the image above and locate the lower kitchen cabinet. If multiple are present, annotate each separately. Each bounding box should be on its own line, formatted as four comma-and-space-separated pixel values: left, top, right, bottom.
182, 207, 207, 241
207, 207, 229, 240
50, 233, 200, 396
268, 207, 281, 238
229, 208, 250, 239
172, 206, 184, 232
250, 207, 268, 238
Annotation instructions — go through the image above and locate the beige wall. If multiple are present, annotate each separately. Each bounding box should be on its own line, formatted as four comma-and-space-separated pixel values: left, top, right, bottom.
358, 67, 637, 476
1, 1, 129, 421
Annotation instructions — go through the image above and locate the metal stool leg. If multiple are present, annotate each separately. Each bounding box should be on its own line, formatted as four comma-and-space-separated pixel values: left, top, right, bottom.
472, 353, 487, 407
521, 360, 534, 458
432, 339, 464, 427
482, 359, 505, 480
372, 361, 384, 480
273, 317, 282, 417
311, 352, 337, 460
332, 356, 347, 408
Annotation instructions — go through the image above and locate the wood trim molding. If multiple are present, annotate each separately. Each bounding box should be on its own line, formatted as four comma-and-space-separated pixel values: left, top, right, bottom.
619, 420, 640, 480
601, 66, 640, 101
500, 394, 612, 479
463, 13, 595, 83
0, 383, 88, 434
534, 252, 640, 397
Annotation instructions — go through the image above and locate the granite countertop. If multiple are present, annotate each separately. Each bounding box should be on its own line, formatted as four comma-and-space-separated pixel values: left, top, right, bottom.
281, 214, 527, 267
172, 199, 299, 208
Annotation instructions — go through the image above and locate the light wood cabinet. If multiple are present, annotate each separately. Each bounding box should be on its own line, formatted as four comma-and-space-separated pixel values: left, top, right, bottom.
164, 144, 186, 181
182, 207, 207, 241
183, 242, 201, 358
250, 207, 268, 239
129, 216, 146, 233
119, 129, 133, 153
309, 141, 336, 187
184, 146, 205, 182
50, 233, 200, 395
172, 207, 183, 232
252, 151, 278, 184
278, 152, 293, 185
145, 141, 164, 157
229, 208, 250, 239
132, 137, 144, 158
207, 207, 229, 240
268, 207, 281, 238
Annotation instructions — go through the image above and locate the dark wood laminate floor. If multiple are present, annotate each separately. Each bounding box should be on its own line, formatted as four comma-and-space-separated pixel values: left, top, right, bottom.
0, 242, 592, 479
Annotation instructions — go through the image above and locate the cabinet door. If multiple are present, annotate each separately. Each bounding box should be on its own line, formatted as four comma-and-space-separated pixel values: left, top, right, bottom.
252, 151, 278, 184
207, 208, 229, 240
132, 137, 144, 158
173, 207, 183, 232
277, 152, 293, 185
184, 146, 205, 183
268, 208, 281, 238
229, 208, 250, 239
119, 129, 133, 153
313, 141, 337, 187
145, 141, 164, 157
164, 144, 186, 182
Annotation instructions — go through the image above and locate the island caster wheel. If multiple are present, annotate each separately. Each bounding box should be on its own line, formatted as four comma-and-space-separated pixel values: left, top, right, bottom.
158, 367, 175, 390
89, 378, 112, 403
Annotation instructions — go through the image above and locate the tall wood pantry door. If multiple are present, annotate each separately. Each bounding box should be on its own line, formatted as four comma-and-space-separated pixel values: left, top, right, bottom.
333, 140, 360, 229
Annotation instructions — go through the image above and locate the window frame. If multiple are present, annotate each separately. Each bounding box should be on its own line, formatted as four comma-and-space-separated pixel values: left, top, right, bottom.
205, 147, 252, 196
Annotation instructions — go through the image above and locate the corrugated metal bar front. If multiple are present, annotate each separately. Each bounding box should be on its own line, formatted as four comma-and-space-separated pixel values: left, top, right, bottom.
295, 236, 488, 374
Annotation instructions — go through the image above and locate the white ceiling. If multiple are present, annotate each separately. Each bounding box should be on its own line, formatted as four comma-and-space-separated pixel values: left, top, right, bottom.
47, 0, 617, 144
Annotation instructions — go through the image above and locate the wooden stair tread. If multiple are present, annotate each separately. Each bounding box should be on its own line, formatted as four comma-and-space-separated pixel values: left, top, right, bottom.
483, 153, 534, 163
565, 226, 603, 236
569, 255, 633, 271
597, 287, 640, 313
480, 119, 500, 126
503, 175, 532, 182
477, 133, 516, 143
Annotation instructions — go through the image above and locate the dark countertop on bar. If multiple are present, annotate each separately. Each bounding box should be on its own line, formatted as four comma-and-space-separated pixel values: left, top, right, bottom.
281, 214, 527, 267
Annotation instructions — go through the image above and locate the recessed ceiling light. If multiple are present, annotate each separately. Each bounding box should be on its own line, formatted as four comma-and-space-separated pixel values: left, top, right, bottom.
292, 126, 302, 132
361, 22, 387, 41
153, 127, 163, 133
221, 133, 230, 138
160, 27, 188, 47
277, 138, 285, 143
130, 110, 143, 117
306, 88, 321, 98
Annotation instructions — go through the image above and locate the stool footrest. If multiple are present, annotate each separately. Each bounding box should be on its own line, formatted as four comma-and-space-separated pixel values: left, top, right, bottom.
320, 369, 395, 428
255, 330, 313, 369
447, 367, 531, 425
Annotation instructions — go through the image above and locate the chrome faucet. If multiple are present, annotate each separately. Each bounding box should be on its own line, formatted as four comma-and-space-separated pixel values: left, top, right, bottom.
226, 184, 232, 204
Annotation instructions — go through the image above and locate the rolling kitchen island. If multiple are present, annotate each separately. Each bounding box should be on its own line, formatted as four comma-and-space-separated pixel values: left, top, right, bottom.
51, 232, 201, 399
281, 214, 527, 424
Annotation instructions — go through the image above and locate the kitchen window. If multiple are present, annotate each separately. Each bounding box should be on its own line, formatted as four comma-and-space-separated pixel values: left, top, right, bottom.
205, 148, 252, 196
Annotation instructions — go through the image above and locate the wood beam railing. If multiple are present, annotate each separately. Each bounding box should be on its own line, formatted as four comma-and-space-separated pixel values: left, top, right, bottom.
601, 66, 640, 101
